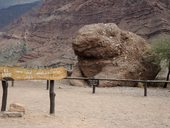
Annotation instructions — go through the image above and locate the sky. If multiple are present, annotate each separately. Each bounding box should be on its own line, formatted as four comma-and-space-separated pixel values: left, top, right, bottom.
0, 0, 41, 9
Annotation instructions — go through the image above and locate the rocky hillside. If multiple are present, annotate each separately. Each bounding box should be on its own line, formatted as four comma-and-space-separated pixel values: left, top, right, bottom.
0, 1, 41, 30
0, 0, 40, 9
0, 0, 170, 67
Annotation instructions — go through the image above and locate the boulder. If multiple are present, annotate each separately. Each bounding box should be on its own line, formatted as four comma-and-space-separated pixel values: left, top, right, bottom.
71, 23, 160, 87
70, 64, 88, 87
9, 103, 25, 114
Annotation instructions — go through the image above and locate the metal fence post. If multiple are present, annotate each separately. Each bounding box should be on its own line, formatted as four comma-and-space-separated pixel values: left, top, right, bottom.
88, 78, 99, 94
144, 82, 147, 96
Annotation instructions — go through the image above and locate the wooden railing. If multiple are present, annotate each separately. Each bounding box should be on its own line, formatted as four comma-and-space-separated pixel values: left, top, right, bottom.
1, 75, 170, 115
65, 77, 170, 96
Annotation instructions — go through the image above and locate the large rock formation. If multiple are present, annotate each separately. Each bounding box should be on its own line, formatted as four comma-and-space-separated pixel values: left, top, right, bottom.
0, 0, 170, 67
71, 23, 160, 87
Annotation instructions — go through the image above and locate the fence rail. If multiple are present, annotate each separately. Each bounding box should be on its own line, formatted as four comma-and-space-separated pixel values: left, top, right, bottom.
1, 76, 170, 115
65, 77, 170, 96
65, 77, 170, 83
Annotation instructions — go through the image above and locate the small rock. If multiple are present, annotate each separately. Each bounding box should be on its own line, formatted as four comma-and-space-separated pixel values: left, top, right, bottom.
9, 103, 25, 114
138, 82, 144, 88
58, 86, 62, 89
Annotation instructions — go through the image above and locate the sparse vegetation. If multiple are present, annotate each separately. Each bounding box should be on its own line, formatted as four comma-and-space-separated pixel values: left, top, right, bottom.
151, 36, 170, 88
0, 41, 29, 65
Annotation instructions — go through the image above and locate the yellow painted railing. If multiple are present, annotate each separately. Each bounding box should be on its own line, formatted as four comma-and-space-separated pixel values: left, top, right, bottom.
0, 67, 67, 80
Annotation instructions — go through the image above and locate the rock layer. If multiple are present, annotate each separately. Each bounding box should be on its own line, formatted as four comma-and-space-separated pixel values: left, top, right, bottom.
0, 0, 170, 67
72, 23, 160, 87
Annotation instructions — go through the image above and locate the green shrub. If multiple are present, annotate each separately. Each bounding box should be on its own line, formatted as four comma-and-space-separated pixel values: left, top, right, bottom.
151, 36, 170, 88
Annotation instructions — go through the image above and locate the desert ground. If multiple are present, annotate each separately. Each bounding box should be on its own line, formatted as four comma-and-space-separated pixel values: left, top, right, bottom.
0, 80, 170, 128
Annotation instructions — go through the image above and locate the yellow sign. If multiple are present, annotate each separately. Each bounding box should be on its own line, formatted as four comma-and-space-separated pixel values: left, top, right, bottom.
0, 67, 67, 80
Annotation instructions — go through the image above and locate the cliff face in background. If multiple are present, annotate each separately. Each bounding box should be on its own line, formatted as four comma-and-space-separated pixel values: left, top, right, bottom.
0, 0, 170, 67
0, 1, 41, 30
0, 0, 40, 9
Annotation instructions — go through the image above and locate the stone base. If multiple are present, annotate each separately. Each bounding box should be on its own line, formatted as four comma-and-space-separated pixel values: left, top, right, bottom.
0, 112, 23, 118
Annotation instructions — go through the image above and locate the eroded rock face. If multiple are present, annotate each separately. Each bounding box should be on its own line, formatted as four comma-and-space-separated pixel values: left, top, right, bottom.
72, 23, 160, 87
0, 0, 170, 67
70, 64, 88, 87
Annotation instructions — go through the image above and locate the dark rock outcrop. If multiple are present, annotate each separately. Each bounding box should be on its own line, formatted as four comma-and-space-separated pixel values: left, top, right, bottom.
71, 23, 160, 87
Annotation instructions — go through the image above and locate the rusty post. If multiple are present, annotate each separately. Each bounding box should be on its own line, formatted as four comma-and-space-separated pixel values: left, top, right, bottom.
144, 82, 147, 96
46, 80, 49, 90
11, 80, 14, 87
93, 84, 96, 94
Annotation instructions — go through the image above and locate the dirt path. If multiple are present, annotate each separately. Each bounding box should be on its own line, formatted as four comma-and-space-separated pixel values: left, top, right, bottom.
0, 80, 170, 128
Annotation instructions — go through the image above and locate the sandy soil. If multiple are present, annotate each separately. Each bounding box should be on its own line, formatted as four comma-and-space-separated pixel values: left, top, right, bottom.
0, 80, 170, 128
